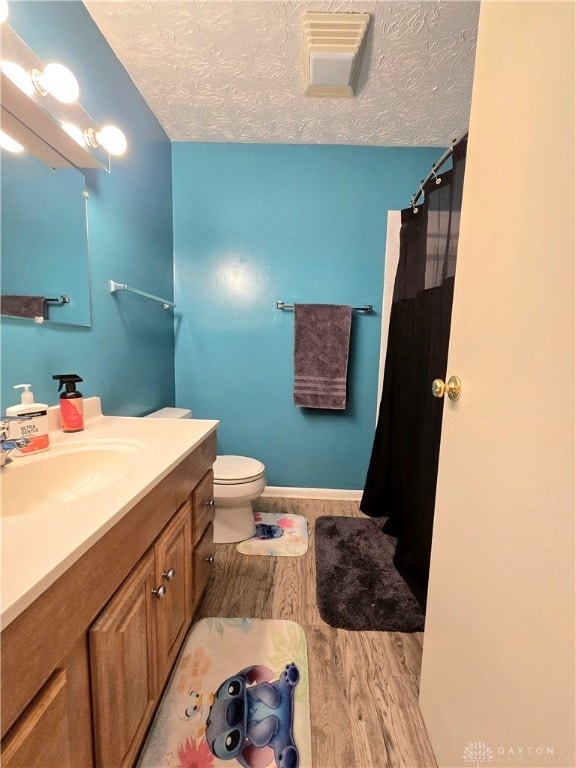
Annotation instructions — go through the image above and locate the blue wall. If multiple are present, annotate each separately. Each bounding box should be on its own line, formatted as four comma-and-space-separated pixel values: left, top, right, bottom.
0, 2, 174, 414
172, 143, 440, 489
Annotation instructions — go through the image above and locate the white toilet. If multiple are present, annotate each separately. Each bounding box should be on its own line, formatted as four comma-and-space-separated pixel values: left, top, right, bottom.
145, 407, 265, 544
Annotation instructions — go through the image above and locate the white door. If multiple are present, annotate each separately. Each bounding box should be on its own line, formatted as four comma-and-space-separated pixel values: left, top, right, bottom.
419, 3, 575, 767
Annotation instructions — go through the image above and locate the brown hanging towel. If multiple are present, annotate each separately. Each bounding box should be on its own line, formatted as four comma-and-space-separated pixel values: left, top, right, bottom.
1, 295, 48, 320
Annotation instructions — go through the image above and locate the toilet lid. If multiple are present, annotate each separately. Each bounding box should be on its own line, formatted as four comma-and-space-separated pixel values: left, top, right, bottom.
213, 455, 265, 484
145, 407, 192, 419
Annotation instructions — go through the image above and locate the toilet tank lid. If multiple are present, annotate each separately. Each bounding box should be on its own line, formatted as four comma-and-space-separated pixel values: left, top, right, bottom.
145, 407, 192, 419
214, 455, 265, 482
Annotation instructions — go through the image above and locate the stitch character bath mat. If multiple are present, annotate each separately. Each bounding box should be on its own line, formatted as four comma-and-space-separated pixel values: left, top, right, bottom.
237, 513, 308, 557
138, 618, 312, 768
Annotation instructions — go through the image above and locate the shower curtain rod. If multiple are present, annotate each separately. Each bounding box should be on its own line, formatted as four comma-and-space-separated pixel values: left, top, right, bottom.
410, 129, 468, 210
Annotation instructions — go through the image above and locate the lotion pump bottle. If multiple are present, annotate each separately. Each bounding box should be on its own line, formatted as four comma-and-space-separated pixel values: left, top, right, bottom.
5, 384, 50, 454
52, 374, 84, 432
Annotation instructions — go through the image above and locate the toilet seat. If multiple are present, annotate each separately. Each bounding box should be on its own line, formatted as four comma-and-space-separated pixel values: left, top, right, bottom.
213, 455, 265, 485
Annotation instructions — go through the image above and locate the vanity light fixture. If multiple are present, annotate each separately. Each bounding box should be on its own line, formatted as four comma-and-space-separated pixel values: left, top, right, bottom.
0, 129, 24, 152
1, 20, 129, 169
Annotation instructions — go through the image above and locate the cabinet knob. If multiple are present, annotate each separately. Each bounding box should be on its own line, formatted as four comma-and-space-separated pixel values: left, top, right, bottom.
205, 499, 215, 508
152, 584, 167, 599
205, 555, 215, 564
162, 568, 176, 582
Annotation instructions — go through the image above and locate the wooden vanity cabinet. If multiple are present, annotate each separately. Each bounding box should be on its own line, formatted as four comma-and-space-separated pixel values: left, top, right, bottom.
0, 431, 216, 768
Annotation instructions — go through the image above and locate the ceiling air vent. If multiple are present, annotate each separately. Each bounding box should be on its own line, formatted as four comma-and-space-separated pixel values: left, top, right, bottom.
303, 11, 370, 97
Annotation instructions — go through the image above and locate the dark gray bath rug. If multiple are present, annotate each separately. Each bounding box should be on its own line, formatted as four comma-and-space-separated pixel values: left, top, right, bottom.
315, 516, 425, 632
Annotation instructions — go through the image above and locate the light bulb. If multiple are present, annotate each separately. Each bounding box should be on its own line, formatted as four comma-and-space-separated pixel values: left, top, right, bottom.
0, 0, 9, 24
96, 125, 127, 156
61, 122, 86, 147
0, 130, 24, 153
1, 60, 34, 96
32, 62, 79, 103
84, 125, 128, 157
41, 62, 79, 102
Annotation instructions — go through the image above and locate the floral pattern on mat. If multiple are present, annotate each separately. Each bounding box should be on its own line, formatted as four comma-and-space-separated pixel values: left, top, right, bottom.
236, 513, 308, 557
138, 618, 311, 768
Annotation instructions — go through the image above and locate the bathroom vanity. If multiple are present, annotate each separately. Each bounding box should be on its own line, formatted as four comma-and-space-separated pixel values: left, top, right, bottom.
0, 402, 218, 767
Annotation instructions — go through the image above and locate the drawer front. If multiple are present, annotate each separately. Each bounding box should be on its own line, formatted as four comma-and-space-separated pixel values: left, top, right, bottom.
193, 523, 216, 608
192, 470, 214, 547
175, 432, 217, 509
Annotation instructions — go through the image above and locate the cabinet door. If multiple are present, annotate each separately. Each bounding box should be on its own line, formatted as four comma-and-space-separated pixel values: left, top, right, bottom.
192, 470, 214, 546
1, 670, 72, 768
90, 551, 157, 768
154, 501, 192, 686
193, 522, 216, 608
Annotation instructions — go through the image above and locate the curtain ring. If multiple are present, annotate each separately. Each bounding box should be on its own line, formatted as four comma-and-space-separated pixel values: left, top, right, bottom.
431, 168, 442, 185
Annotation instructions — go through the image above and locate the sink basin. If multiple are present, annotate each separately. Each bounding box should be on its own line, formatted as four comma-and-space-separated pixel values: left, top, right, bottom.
1, 441, 145, 517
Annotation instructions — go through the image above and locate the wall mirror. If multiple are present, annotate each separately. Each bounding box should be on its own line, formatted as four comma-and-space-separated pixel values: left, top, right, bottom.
0, 150, 91, 327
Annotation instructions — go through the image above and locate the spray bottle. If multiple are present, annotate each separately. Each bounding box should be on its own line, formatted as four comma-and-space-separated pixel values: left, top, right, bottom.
52, 374, 84, 432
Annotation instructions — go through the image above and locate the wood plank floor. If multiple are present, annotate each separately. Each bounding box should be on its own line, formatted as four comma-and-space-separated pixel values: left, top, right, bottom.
194, 497, 437, 768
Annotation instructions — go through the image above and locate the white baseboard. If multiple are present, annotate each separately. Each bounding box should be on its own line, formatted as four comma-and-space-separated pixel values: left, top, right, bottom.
262, 486, 362, 501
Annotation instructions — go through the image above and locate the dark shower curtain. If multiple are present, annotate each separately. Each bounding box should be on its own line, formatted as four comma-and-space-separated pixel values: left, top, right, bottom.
361, 137, 467, 610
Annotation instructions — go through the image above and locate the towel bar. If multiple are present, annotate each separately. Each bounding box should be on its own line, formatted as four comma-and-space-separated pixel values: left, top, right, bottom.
109, 280, 176, 310
45, 295, 70, 306
276, 300, 373, 314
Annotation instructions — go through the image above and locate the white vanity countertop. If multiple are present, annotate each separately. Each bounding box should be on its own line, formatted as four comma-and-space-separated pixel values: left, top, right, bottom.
0, 399, 219, 629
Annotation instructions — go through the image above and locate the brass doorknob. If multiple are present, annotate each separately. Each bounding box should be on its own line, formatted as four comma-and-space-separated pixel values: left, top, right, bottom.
432, 375, 462, 401
431, 379, 446, 398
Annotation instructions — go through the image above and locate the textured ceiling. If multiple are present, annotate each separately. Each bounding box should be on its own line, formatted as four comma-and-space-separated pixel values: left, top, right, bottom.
83, 1, 480, 146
